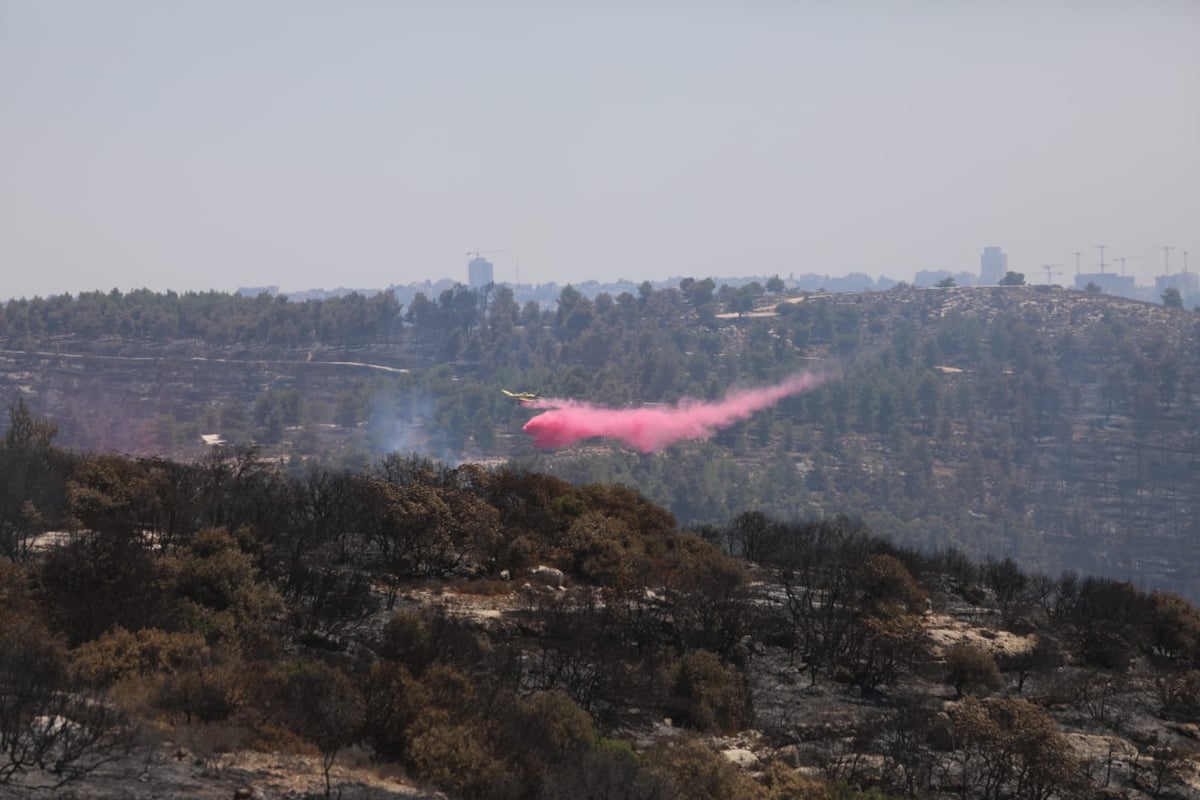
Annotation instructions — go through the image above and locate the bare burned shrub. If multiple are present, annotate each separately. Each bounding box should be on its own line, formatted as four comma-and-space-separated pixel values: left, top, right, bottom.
288, 564, 380, 639
983, 557, 1029, 626
377, 606, 483, 676
847, 609, 926, 694
995, 636, 1063, 694
878, 701, 940, 797
521, 589, 622, 713
1135, 744, 1197, 798
155, 660, 244, 724
666, 548, 755, 664
947, 696, 1084, 800
1147, 591, 1200, 667
1152, 668, 1200, 720
272, 660, 364, 799
1071, 578, 1148, 671
0, 609, 135, 785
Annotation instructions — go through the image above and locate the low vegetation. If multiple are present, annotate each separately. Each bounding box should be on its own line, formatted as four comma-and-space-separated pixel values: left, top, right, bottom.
1, 403, 1198, 797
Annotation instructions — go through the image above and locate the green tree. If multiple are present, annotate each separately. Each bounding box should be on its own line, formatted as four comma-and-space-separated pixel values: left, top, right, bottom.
0, 400, 65, 561
1162, 287, 1183, 308
162, 528, 281, 651
999, 271, 1026, 286
3, 398, 57, 450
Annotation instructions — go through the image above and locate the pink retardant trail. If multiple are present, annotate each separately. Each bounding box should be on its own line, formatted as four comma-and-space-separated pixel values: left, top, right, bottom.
521, 372, 827, 453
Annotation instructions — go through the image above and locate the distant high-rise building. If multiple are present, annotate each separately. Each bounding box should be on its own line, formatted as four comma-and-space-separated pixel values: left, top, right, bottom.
237, 285, 280, 297
1155, 271, 1199, 306
980, 246, 1007, 284
914, 269, 955, 288
1075, 272, 1136, 298
467, 256, 494, 289
913, 270, 977, 288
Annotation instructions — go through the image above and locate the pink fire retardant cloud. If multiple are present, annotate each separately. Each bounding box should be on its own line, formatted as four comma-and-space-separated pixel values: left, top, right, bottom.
521, 372, 827, 453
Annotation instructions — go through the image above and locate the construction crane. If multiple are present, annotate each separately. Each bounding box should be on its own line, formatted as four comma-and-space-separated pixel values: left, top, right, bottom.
466, 249, 507, 260
1042, 264, 1062, 284
1071, 251, 1082, 275
1096, 244, 1106, 273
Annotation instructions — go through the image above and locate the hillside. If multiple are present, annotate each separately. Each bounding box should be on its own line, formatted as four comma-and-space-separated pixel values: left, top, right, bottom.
1, 440, 1199, 799
1, 283, 1198, 600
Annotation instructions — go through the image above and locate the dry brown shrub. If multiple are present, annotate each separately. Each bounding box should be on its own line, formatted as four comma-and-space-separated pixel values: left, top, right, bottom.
500, 534, 535, 569
70, 626, 209, 688
453, 578, 514, 597
506, 689, 596, 765
667, 649, 751, 733
759, 760, 832, 800
858, 554, 928, 613
645, 737, 768, 800
378, 610, 434, 672
172, 719, 262, 765
563, 512, 636, 587
246, 721, 314, 755
362, 662, 430, 762
105, 673, 163, 719
944, 641, 1002, 698
407, 720, 512, 800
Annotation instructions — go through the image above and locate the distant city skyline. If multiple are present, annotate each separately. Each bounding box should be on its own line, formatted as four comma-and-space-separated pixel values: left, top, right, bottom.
12, 239, 1199, 302
2, 2, 1197, 300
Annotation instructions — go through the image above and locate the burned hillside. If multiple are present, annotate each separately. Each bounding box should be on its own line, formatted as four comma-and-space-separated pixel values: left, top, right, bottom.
1, 431, 1199, 798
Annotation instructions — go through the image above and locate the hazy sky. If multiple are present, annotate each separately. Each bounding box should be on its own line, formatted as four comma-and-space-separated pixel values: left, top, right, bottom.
2, 1, 1198, 299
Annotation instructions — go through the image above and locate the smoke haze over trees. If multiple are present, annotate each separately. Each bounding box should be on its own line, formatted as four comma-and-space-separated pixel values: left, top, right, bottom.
2, 281, 1197, 603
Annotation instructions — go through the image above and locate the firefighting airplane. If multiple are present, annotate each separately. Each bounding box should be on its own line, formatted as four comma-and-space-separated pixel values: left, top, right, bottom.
501, 389, 540, 402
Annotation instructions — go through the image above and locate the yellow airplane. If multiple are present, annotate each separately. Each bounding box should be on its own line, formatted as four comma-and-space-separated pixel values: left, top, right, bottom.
501, 389, 539, 402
